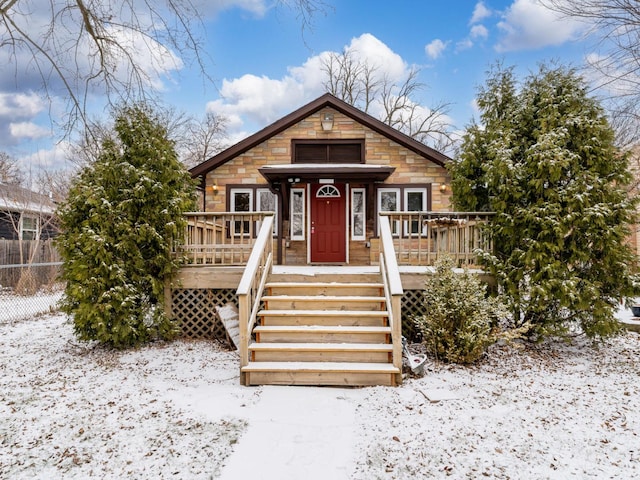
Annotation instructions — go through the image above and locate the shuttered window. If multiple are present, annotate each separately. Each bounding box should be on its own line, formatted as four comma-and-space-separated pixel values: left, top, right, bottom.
293, 140, 363, 164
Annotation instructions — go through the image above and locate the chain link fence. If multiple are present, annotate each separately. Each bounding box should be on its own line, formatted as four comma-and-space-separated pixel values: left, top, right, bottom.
0, 262, 64, 323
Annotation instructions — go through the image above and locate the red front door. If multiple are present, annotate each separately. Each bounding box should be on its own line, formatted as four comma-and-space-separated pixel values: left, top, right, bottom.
311, 183, 346, 263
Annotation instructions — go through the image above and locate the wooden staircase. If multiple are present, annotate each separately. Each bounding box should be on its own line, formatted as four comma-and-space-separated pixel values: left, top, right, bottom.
241, 271, 402, 386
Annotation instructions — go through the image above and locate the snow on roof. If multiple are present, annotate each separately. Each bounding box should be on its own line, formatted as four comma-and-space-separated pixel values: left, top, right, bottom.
0, 183, 56, 215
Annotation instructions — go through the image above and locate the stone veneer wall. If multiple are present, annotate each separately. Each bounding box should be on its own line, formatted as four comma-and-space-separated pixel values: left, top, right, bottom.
203, 106, 452, 212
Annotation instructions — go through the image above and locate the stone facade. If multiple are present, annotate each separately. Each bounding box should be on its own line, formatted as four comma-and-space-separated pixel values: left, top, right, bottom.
203, 107, 451, 211
197, 102, 452, 265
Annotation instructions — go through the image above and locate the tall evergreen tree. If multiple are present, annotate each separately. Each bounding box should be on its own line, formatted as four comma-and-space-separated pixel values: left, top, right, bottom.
451, 64, 638, 338
56, 104, 196, 348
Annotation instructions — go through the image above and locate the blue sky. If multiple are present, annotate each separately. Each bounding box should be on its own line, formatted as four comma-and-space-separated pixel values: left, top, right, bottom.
1, 0, 594, 176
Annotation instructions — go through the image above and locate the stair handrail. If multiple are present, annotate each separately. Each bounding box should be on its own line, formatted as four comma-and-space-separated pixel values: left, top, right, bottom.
237, 214, 274, 385
379, 215, 404, 382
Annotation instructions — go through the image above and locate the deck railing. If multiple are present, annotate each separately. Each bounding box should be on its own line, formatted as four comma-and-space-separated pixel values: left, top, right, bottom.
237, 215, 274, 385
178, 212, 274, 266
380, 211, 494, 267
379, 215, 404, 384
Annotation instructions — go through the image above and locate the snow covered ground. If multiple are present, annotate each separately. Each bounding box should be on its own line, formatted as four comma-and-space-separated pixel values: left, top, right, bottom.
0, 290, 62, 323
1, 312, 639, 479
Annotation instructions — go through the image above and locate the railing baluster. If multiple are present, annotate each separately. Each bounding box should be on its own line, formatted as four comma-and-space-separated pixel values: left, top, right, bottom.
380, 211, 494, 267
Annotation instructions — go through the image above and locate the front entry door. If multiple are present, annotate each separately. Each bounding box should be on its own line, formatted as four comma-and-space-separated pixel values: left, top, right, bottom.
310, 183, 346, 263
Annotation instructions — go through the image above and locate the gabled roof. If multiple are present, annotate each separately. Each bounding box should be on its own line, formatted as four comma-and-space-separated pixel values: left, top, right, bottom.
0, 183, 56, 215
189, 93, 451, 178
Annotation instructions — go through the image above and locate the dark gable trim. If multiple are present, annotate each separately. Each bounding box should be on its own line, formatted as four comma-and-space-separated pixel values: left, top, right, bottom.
189, 93, 451, 178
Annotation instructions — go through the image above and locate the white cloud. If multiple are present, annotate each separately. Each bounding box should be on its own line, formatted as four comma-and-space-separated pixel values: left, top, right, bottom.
496, 0, 585, 52
425, 39, 449, 60
470, 1, 492, 24
470, 24, 489, 40
9, 122, 51, 140
16, 141, 74, 173
207, 34, 411, 134
0, 93, 45, 118
194, 0, 268, 18
456, 39, 474, 52
104, 26, 184, 91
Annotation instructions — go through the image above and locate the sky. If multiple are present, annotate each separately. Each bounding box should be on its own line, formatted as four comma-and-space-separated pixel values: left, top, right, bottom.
0, 0, 596, 180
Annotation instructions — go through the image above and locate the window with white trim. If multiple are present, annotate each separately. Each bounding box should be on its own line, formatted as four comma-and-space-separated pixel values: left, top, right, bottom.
351, 188, 366, 240
290, 188, 305, 240
230, 189, 252, 236
257, 188, 278, 236
404, 188, 427, 236
378, 188, 400, 235
20, 215, 39, 240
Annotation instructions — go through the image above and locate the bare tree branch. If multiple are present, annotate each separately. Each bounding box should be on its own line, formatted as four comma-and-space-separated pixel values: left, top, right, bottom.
0, 0, 326, 139
322, 53, 455, 150
541, 1, 640, 148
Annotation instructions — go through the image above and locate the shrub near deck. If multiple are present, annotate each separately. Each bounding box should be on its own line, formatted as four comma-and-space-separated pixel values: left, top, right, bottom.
414, 257, 508, 363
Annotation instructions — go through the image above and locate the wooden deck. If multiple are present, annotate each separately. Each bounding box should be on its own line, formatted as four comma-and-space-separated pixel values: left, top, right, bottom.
169, 213, 494, 387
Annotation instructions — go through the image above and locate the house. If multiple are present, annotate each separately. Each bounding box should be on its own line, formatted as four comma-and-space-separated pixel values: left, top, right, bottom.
189, 93, 453, 266
0, 183, 57, 241
0, 183, 59, 291
169, 94, 493, 387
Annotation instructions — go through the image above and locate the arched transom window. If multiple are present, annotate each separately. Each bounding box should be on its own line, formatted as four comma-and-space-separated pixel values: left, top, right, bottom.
316, 185, 341, 198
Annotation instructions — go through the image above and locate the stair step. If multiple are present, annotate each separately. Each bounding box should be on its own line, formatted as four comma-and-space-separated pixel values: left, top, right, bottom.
254, 325, 391, 343
265, 282, 384, 289
241, 361, 400, 386
257, 309, 389, 327
249, 342, 393, 362
262, 295, 385, 302
249, 342, 393, 352
258, 309, 388, 317
265, 282, 383, 296
262, 295, 385, 311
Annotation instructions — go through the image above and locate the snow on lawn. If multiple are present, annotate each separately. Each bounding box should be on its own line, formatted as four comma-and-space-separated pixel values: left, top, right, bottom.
1, 313, 639, 479
0, 290, 63, 323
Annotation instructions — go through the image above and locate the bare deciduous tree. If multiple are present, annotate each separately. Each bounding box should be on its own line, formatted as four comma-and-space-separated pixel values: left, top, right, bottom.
541, 1, 640, 146
0, 0, 326, 137
0, 151, 24, 185
181, 111, 228, 168
321, 51, 455, 151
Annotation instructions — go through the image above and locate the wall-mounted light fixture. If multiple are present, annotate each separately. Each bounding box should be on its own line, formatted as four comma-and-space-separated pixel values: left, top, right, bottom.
287, 177, 301, 184
439, 183, 448, 193
211, 182, 219, 195
321, 112, 334, 131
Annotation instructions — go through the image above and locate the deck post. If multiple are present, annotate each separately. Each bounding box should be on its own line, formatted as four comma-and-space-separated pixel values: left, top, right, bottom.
379, 215, 404, 385
238, 292, 249, 385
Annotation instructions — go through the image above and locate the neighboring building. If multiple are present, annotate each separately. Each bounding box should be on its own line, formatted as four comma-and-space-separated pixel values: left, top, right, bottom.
628, 148, 640, 259
190, 93, 453, 266
0, 183, 57, 241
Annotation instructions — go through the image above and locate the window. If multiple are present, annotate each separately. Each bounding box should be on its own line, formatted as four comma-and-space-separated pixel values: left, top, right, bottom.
351, 188, 366, 240
377, 185, 431, 237
20, 215, 39, 240
293, 140, 364, 164
404, 188, 427, 236
290, 188, 305, 240
378, 188, 400, 235
229, 187, 279, 237
257, 189, 278, 236
316, 185, 341, 197
230, 189, 252, 236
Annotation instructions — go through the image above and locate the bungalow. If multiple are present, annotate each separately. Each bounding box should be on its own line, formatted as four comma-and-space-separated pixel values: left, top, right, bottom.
189, 93, 453, 266
169, 93, 492, 387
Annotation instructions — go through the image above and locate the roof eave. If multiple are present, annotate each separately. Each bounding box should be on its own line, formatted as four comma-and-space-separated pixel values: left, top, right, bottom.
189, 93, 451, 178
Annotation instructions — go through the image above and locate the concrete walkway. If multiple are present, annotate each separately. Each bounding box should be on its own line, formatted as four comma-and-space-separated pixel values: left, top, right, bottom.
219, 386, 366, 480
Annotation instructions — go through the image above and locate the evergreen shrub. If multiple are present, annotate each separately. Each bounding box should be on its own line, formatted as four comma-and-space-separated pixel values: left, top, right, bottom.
56, 104, 196, 348
415, 257, 509, 364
